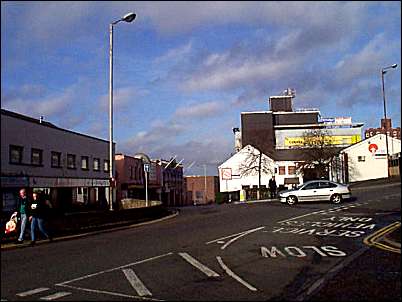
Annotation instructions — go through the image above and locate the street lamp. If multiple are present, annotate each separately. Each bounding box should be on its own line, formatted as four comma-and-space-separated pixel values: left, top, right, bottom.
381, 63, 398, 179
109, 12, 136, 211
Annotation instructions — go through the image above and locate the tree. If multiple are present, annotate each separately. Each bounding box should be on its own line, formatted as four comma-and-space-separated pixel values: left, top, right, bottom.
297, 129, 341, 180
238, 145, 274, 199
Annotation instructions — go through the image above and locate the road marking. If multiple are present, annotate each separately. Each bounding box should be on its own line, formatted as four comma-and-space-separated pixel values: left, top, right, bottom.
178, 252, 220, 277
16, 288, 49, 297
56, 284, 162, 301
39, 292, 71, 300
216, 256, 257, 292
206, 227, 265, 250
56, 252, 173, 286
122, 269, 152, 297
364, 221, 401, 254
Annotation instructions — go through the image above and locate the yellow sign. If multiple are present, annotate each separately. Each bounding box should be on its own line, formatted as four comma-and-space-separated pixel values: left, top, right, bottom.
285, 135, 361, 147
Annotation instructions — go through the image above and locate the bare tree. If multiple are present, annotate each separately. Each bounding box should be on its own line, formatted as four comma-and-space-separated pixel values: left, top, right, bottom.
238, 145, 274, 199
297, 129, 341, 180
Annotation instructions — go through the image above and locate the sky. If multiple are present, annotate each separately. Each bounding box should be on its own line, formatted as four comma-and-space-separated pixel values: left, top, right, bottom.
1, 1, 401, 176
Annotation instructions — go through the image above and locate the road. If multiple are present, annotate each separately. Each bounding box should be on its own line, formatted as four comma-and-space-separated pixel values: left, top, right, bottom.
1, 182, 400, 301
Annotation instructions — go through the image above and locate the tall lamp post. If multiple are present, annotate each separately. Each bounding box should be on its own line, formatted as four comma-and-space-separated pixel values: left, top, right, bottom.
381, 63, 398, 179
109, 12, 136, 211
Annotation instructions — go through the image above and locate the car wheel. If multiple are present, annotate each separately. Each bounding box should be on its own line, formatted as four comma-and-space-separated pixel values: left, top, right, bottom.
286, 196, 297, 205
331, 194, 342, 204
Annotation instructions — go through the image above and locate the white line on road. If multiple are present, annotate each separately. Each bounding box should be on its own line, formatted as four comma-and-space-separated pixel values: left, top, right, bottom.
39, 292, 72, 300
216, 256, 257, 292
56, 252, 173, 286
16, 288, 49, 297
178, 253, 220, 277
220, 227, 265, 250
122, 269, 152, 297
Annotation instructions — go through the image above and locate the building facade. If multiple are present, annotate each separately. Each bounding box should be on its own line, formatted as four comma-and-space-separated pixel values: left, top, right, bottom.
1, 109, 112, 213
365, 118, 401, 140
185, 176, 219, 205
329, 134, 401, 183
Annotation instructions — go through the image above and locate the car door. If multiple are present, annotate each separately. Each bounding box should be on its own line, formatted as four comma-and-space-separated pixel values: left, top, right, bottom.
298, 182, 320, 202
317, 181, 333, 201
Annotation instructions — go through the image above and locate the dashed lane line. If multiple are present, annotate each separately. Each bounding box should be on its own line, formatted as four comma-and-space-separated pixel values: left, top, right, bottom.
122, 269, 152, 297
16, 288, 50, 297
178, 252, 220, 277
39, 292, 72, 301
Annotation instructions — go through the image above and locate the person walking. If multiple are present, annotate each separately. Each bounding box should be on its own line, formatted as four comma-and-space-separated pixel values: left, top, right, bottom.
14, 188, 31, 244
269, 176, 277, 199
29, 192, 52, 245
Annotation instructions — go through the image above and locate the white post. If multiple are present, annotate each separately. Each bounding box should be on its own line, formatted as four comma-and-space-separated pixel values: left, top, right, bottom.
109, 23, 114, 211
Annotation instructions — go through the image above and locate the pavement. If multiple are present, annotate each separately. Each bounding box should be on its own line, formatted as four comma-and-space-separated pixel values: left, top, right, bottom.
1, 177, 400, 251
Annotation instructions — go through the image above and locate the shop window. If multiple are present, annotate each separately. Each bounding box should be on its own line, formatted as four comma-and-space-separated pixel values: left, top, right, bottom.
81, 156, 89, 170
93, 158, 100, 171
279, 166, 286, 175
67, 154, 76, 169
196, 191, 204, 199
10, 145, 23, 164
51, 151, 62, 168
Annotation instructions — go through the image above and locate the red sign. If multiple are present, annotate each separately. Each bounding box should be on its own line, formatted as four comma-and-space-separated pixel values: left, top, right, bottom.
368, 143, 378, 154
221, 168, 232, 180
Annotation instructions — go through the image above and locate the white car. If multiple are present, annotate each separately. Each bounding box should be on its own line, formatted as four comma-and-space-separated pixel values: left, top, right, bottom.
279, 180, 351, 205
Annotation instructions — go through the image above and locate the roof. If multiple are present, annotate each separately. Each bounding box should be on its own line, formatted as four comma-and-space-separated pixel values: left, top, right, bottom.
341, 133, 401, 153
1, 108, 111, 144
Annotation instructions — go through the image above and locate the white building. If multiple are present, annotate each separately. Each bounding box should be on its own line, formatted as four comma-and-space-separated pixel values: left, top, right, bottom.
218, 145, 303, 194
330, 134, 401, 183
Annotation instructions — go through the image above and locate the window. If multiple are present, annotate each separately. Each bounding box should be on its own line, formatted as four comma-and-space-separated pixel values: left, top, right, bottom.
195, 191, 204, 199
279, 166, 286, 175
302, 182, 319, 190
10, 145, 23, 164
104, 160, 109, 172
81, 156, 89, 170
288, 166, 296, 175
67, 154, 76, 169
358, 156, 365, 162
31, 148, 43, 165
51, 151, 62, 168
93, 158, 100, 171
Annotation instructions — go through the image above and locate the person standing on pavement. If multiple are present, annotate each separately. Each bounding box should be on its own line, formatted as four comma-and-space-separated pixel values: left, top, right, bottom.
14, 188, 31, 244
269, 176, 277, 199
29, 192, 52, 245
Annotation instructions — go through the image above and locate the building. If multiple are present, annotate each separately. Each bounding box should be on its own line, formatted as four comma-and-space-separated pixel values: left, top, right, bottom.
1, 109, 111, 213
365, 118, 401, 140
185, 176, 219, 205
160, 159, 184, 207
220, 90, 364, 199
329, 134, 401, 183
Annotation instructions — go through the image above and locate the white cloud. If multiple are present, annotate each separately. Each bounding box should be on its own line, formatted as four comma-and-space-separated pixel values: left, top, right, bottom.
174, 101, 223, 119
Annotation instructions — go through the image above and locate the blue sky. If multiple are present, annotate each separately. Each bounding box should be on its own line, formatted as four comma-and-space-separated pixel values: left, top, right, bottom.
2, 1, 401, 175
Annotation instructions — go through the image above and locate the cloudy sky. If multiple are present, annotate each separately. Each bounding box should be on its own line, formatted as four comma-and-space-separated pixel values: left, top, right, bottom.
2, 1, 401, 175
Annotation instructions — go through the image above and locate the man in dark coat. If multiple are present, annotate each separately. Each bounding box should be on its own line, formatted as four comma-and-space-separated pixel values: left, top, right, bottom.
269, 176, 277, 199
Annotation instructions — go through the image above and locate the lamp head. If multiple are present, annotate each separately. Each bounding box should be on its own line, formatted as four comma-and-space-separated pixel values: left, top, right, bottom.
391, 63, 398, 69
122, 12, 136, 23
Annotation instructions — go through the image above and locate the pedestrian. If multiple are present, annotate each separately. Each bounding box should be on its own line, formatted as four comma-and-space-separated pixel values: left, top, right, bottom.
29, 192, 52, 245
269, 176, 277, 199
14, 188, 31, 244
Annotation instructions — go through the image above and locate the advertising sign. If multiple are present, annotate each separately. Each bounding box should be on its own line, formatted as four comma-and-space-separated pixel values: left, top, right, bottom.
285, 135, 361, 147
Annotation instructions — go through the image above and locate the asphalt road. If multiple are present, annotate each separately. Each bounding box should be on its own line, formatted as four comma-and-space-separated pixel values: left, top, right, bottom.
1, 182, 400, 301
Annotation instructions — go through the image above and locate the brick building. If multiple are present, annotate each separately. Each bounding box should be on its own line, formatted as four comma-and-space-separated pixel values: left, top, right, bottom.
365, 118, 401, 140
185, 176, 219, 205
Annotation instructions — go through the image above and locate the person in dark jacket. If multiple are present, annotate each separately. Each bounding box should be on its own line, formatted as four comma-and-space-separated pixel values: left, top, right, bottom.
29, 192, 52, 245
14, 188, 31, 243
269, 176, 277, 199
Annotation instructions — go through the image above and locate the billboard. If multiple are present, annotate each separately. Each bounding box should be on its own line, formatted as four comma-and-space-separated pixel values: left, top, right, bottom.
285, 135, 361, 147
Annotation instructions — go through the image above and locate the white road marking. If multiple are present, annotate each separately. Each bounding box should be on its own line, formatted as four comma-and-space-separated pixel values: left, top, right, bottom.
39, 292, 71, 300
216, 256, 257, 292
16, 288, 49, 297
220, 227, 265, 250
56, 284, 162, 301
56, 252, 173, 286
122, 269, 152, 297
178, 252, 220, 277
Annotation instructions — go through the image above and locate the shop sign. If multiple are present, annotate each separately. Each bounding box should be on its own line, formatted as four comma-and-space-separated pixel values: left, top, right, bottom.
285, 135, 361, 147
221, 168, 232, 180
1, 176, 29, 187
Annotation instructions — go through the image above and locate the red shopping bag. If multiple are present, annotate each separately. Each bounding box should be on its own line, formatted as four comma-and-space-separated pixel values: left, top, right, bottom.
4, 213, 18, 234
